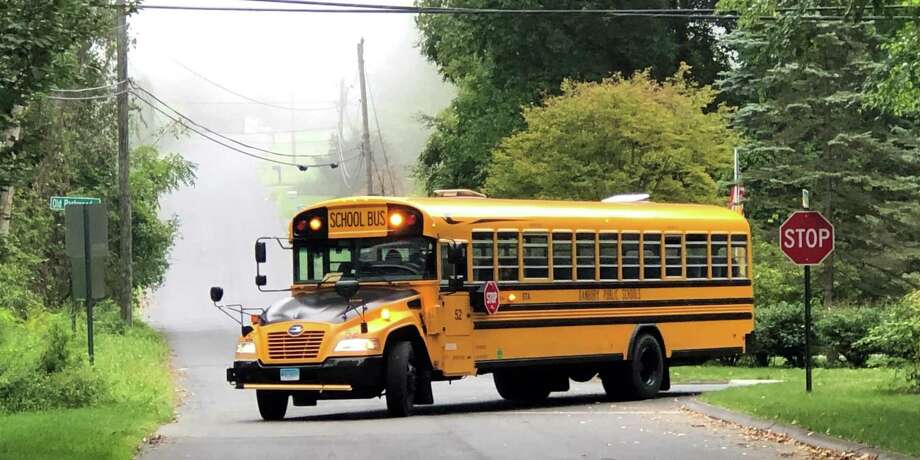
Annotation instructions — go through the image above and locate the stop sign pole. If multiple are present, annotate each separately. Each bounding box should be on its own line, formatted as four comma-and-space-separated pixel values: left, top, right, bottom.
778, 191, 835, 393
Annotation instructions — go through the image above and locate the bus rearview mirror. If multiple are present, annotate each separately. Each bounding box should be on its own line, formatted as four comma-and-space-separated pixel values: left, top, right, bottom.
255, 241, 267, 264
209, 286, 224, 303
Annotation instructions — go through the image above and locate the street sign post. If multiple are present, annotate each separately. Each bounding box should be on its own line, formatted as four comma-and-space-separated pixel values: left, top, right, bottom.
779, 207, 835, 393
483, 281, 500, 315
65, 203, 108, 365
50, 196, 101, 211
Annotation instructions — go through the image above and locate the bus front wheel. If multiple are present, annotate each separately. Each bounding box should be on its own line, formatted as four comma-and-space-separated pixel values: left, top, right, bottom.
256, 390, 288, 421
385, 341, 417, 417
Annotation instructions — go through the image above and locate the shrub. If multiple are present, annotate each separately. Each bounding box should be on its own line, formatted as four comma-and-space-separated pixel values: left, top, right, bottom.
858, 291, 920, 391
816, 305, 882, 367
751, 301, 807, 367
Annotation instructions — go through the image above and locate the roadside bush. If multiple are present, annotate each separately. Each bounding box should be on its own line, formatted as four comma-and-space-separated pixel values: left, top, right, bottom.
816, 305, 882, 367
0, 313, 105, 413
750, 301, 806, 367
858, 291, 920, 391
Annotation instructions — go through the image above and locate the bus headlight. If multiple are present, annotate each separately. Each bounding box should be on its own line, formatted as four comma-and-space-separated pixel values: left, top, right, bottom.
236, 340, 256, 355
334, 338, 379, 352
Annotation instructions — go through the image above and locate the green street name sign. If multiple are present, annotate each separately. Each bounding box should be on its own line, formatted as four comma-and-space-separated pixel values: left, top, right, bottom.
49, 196, 101, 211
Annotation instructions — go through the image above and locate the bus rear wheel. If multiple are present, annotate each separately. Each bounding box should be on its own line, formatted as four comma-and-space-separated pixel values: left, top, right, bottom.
385, 341, 418, 417
622, 333, 665, 399
256, 390, 288, 421
493, 370, 551, 402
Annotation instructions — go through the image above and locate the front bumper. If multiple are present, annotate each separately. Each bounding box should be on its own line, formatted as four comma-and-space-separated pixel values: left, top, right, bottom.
227, 356, 385, 393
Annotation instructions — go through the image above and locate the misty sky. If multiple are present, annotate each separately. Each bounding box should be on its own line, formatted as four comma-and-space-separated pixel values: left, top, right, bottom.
130, 0, 453, 178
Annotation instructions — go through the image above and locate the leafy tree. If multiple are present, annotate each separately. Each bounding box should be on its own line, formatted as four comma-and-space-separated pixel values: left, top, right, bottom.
484, 67, 735, 202
719, 1, 920, 303
0, 0, 116, 237
414, 0, 731, 193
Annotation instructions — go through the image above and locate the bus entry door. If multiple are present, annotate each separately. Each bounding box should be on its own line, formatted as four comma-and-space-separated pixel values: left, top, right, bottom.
436, 292, 473, 375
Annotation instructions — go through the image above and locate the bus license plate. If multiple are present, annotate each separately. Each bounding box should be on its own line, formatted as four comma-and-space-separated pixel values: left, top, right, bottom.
279, 368, 300, 382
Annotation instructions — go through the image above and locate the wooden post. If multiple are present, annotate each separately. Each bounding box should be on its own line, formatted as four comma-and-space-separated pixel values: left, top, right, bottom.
116, 1, 132, 325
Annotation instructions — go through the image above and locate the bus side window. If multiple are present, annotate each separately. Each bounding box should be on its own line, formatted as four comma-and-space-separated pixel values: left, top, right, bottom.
643, 233, 662, 279
686, 233, 708, 279
552, 232, 573, 281
665, 234, 683, 278
621, 233, 640, 280
711, 234, 729, 278
731, 235, 749, 278
599, 232, 618, 280
497, 231, 519, 282
523, 232, 549, 279
576, 232, 597, 281
472, 231, 495, 282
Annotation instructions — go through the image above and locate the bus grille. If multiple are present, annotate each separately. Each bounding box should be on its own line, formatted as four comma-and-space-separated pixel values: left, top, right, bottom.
266, 331, 324, 360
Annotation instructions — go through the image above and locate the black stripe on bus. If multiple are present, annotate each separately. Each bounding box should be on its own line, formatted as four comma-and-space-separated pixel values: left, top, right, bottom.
472, 312, 752, 330
441, 278, 752, 294
670, 347, 744, 360
493, 297, 753, 312
475, 353, 623, 372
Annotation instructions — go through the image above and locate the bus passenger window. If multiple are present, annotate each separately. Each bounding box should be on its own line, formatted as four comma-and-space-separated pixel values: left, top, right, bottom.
576, 232, 597, 280
643, 233, 662, 279
731, 235, 749, 278
665, 234, 683, 278
523, 232, 549, 279
472, 231, 494, 282
621, 233, 640, 280
552, 232, 573, 281
497, 231, 519, 281
711, 234, 729, 278
686, 233, 708, 278
599, 232, 618, 280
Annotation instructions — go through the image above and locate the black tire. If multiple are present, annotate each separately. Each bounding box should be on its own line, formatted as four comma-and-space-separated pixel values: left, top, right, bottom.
624, 333, 665, 399
493, 370, 551, 402
385, 341, 417, 417
256, 390, 288, 421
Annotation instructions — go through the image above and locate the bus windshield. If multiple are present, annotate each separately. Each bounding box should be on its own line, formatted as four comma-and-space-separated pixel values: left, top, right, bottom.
295, 236, 436, 283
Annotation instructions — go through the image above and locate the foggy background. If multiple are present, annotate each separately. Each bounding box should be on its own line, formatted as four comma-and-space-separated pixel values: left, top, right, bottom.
135, 1, 453, 329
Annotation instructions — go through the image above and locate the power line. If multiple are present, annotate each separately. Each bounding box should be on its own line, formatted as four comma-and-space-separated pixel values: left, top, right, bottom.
134, 3, 920, 20
50, 80, 127, 93
365, 75, 399, 196
43, 89, 130, 101
131, 89, 359, 168
131, 84, 337, 160
171, 60, 338, 112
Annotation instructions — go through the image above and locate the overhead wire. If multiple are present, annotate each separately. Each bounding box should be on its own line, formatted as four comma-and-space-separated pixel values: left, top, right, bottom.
131, 84, 337, 160
133, 89, 359, 168
43, 89, 130, 101
171, 60, 338, 112
365, 73, 399, 196
133, 2, 920, 21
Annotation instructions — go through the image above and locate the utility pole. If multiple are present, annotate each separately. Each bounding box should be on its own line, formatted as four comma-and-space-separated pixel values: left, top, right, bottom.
116, 1, 132, 326
357, 38, 373, 196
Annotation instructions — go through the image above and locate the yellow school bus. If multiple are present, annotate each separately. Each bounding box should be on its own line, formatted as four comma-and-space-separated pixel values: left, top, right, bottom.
216, 190, 753, 419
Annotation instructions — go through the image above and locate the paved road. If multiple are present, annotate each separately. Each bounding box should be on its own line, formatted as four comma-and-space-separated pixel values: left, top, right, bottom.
140, 139, 809, 460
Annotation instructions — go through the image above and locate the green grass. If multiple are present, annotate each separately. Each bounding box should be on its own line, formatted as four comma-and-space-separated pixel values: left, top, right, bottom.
674, 366, 920, 457
0, 321, 174, 460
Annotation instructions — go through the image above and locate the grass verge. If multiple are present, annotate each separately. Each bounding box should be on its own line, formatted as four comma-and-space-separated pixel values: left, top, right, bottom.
0, 321, 174, 460
673, 366, 920, 457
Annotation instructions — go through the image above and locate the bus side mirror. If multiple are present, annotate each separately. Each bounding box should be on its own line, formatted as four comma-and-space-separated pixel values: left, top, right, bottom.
255, 241, 267, 264
255, 275, 267, 287
335, 278, 360, 301
447, 241, 465, 264
210, 286, 224, 303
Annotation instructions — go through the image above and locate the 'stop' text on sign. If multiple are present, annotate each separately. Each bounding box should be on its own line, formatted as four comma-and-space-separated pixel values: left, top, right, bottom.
779, 211, 835, 265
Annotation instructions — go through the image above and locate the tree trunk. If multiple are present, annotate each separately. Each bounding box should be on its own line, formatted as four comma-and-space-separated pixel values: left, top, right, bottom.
0, 185, 12, 237
822, 166, 835, 308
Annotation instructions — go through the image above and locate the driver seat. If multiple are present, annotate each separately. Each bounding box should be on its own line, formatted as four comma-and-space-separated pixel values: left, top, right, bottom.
385, 249, 403, 264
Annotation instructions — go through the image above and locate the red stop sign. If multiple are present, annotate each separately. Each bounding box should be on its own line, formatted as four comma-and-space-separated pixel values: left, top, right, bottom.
483, 281, 500, 315
779, 211, 835, 265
